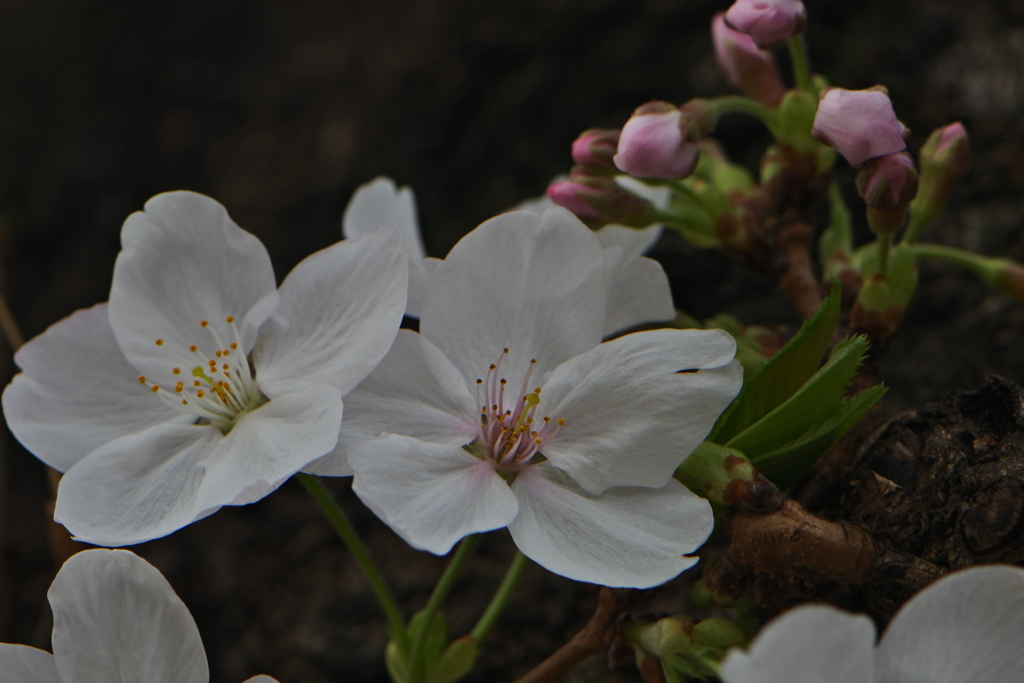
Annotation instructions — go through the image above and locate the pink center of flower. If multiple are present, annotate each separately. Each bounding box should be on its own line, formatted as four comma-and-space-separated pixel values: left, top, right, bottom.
474, 348, 563, 469
137, 315, 263, 430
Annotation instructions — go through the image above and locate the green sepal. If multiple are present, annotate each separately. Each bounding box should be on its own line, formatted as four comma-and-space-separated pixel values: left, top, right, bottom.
709, 287, 840, 444
776, 90, 818, 152
750, 383, 885, 488
725, 335, 869, 457
427, 636, 479, 683
387, 610, 450, 683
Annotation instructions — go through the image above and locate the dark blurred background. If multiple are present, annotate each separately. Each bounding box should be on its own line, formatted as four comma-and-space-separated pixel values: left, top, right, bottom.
2, 1, 1024, 681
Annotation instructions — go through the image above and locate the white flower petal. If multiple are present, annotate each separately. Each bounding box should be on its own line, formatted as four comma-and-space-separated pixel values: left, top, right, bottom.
196, 384, 343, 511
241, 677, 280, 683
719, 605, 876, 683
406, 256, 440, 319
421, 207, 607, 386
0, 645, 59, 683
54, 423, 220, 546
2, 303, 182, 472
343, 176, 426, 262
304, 330, 477, 477
540, 329, 741, 494
602, 247, 675, 337
595, 224, 663, 260
109, 191, 278, 388
252, 232, 407, 397
49, 549, 207, 683
877, 565, 1024, 683
350, 435, 520, 555
508, 463, 711, 588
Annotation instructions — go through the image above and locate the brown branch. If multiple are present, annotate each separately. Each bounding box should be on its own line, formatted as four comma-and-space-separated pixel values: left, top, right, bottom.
775, 222, 823, 320
514, 587, 625, 683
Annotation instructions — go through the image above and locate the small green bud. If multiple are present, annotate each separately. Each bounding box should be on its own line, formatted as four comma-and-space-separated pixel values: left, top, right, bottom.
675, 442, 751, 504
776, 89, 819, 152
427, 636, 479, 683
636, 616, 694, 658
691, 618, 746, 649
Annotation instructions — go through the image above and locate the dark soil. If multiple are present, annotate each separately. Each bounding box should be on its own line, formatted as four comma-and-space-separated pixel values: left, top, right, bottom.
3, 1, 1024, 681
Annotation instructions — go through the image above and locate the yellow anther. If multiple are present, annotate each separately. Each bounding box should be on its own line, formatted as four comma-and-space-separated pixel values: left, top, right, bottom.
500, 379, 507, 385
215, 350, 223, 357
226, 315, 234, 323
208, 360, 216, 367
489, 364, 497, 370
151, 385, 160, 393
534, 438, 543, 445
175, 382, 184, 392
197, 389, 205, 398
503, 347, 509, 353
534, 387, 542, 393
557, 418, 565, 426
230, 342, 238, 350
190, 345, 198, 353
543, 416, 551, 422
172, 368, 181, 375
181, 399, 188, 405
476, 379, 483, 384
222, 364, 229, 371
200, 320, 209, 327
155, 339, 164, 346
138, 375, 146, 384
193, 380, 201, 387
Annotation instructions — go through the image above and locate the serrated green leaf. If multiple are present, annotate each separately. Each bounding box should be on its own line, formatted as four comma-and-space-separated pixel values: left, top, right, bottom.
751, 384, 886, 488
709, 287, 841, 443
725, 335, 869, 456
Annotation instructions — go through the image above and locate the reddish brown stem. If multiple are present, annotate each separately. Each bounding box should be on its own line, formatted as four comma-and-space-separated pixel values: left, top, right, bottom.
514, 587, 624, 683
775, 222, 823, 319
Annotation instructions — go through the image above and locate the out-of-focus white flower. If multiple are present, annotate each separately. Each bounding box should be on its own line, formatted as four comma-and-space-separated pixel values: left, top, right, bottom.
3, 191, 407, 546
346, 175, 675, 336
310, 206, 742, 588
0, 548, 279, 683
342, 177, 440, 318
721, 564, 1024, 683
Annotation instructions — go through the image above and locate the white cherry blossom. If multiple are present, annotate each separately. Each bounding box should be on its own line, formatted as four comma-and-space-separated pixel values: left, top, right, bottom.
343, 175, 674, 334
0, 548, 279, 683
3, 191, 407, 546
310, 206, 742, 588
721, 564, 1024, 683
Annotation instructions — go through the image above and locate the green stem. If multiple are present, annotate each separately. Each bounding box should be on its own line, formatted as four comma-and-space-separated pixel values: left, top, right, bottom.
906, 243, 992, 274
901, 210, 928, 246
409, 535, 480, 682
471, 551, 530, 642
877, 234, 891, 278
706, 96, 779, 131
298, 473, 409, 650
787, 35, 811, 92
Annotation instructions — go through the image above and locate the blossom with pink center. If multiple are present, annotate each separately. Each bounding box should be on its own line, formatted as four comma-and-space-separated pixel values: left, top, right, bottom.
307, 207, 742, 588
614, 103, 700, 180
721, 565, 1024, 683
712, 13, 786, 108
811, 87, 909, 166
724, 0, 806, 49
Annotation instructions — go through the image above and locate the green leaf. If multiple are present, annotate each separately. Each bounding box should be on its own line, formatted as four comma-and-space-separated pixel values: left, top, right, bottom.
709, 287, 841, 443
751, 384, 886, 488
725, 335, 869, 457
427, 636, 479, 683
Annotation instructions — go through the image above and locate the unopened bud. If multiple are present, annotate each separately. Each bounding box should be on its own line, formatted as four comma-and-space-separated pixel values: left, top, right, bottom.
571, 128, 621, 175
909, 122, 970, 228
636, 616, 694, 658
811, 86, 909, 166
856, 152, 918, 235
711, 13, 785, 108
614, 102, 701, 180
547, 174, 658, 228
724, 0, 807, 49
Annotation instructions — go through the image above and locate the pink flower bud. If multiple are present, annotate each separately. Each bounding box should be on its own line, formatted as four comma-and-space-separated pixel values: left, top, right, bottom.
724, 0, 807, 50
911, 122, 970, 227
856, 152, 918, 210
811, 87, 909, 166
613, 102, 700, 179
570, 128, 621, 174
856, 152, 919, 235
547, 173, 658, 228
712, 13, 786, 108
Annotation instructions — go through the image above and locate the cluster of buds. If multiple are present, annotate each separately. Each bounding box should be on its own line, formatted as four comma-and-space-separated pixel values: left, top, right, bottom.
724, 0, 806, 49
547, 169, 660, 229
616, 614, 746, 682
711, 13, 786, 108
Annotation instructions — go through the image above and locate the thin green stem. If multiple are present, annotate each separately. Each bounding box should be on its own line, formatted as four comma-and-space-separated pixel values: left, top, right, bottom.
901, 210, 928, 246
787, 35, 811, 92
906, 243, 991, 274
409, 535, 480, 682
471, 551, 530, 642
298, 473, 409, 650
877, 234, 891, 278
706, 96, 778, 131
